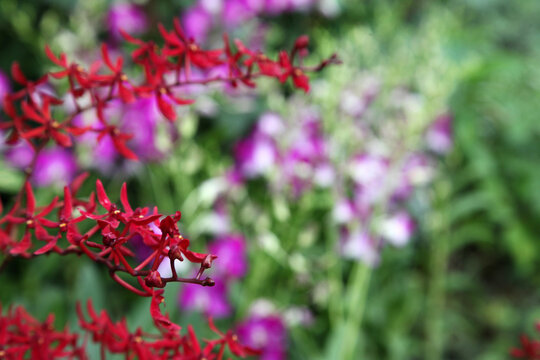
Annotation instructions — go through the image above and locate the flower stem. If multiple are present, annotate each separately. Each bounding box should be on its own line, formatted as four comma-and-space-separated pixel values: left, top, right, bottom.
325, 262, 371, 359
341, 262, 371, 360
425, 180, 450, 360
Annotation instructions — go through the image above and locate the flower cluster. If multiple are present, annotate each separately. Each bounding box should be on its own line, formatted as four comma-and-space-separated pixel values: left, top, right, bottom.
1, 17, 338, 164
511, 327, 540, 359
218, 77, 453, 266
0, 16, 337, 359
182, 0, 328, 43
0, 294, 260, 359
0, 175, 217, 296
0, 304, 83, 359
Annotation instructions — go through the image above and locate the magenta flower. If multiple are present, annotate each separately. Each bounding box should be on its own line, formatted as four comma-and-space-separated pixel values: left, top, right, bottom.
32, 147, 78, 187
73, 97, 163, 172
182, 5, 213, 43
208, 234, 247, 278
0, 70, 11, 109
426, 113, 453, 154
237, 314, 287, 360
5, 140, 34, 169
234, 131, 278, 178
379, 212, 415, 247
120, 97, 162, 160
107, 4, 148, 40
223, 0, 254, 26
179, 277, 231, 318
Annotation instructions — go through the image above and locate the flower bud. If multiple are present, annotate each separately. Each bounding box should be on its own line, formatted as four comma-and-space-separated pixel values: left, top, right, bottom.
294, 35, 309, 50
144, 270, 165, 288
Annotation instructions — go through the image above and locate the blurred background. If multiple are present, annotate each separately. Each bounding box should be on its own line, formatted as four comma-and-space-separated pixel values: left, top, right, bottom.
1, 0, 540, 359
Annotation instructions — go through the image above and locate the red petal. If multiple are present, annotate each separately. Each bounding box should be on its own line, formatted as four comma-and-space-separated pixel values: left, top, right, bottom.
34, 235, 58, 255
65, 126, 90, 136
157, 95, 176, 122
101, 43, 115, 71
36, 196, 58, 218
119, 29, 145, 45
24, 181, 35, 214
119, 83, 135, 103
50, 70, 70, 79
62, 187, 72, 219
293, 73, 310, 92
11, 62, 27, 84
21, 101, 46, 123
52, 130, 73, 147
10, 232, 32, 255
96, 179, 112, 211
70, 172, 89, 196
21, 126, 46, 139
172, 18, 188, 42
44, 45, 66, 67
112, 136, 138, 160
279, 51, 292, 69
170, 95, 195, 106
120, 183, 133, 214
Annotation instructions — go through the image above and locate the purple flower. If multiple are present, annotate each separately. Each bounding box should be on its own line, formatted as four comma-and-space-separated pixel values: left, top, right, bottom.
332, 198, 356, 224
340, 228, 379, 266
426, 113, 453, 154
350, 154, 389, 210
349, 153, 388, 186
73, 97, 162, 172
179, 277, 231, 318
263, 0, 290, 14
0, 70, 11, 109
32, 147, 78, 187
237, 314, 287, 360
223, 0, 254, 26
107, 4, 148, 40
234, 132, 278, 178
256, 112, 285, 137
120, 97, 162, 160
182, 5, 213, 43
208, 234, 247, 278
5, 140, 34, 169
379, 212, 415, 247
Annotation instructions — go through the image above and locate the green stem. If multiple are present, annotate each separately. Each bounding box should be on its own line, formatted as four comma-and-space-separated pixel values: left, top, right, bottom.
341, 262, 372, 360
425, 181, 450, 360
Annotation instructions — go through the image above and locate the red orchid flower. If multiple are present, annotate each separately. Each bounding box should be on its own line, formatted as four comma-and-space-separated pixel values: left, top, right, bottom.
21, 99, 88, 147
278, 51, 310, 92
95, 44, 136, 103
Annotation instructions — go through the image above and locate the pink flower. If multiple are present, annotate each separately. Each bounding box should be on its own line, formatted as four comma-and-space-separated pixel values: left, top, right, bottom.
107, 4, 148, 40
208, 234, 247, 278
426, 113, 453, 154
179, 277, 232, 318
237, 314, 287, 360
340, 228, 379, 266
0, 70, 11, 109
234, 132, 278, 178
4, 140, 34, 169
379, 212, 415, 247
32, 147, 78, 187
182, 5, 213, 43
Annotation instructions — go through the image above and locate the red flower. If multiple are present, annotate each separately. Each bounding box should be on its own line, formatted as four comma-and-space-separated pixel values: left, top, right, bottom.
511, 335, 540, 359
3, 181, 59, 256
96, 44, 136, 103
278, 51, 310, 92
21, 99, 89, 147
